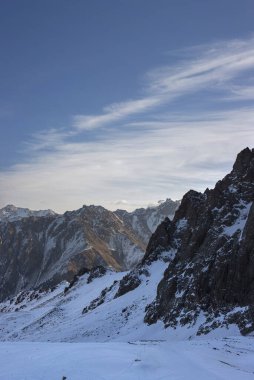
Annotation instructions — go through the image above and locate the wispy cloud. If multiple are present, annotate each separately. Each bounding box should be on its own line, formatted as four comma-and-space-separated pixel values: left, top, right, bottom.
1, 106, 254, 212
25, 128, 72, 152
73, 37, 254, 131
224, 84, 254, 101
1, 37, 254, 212
73, 97, 161, 131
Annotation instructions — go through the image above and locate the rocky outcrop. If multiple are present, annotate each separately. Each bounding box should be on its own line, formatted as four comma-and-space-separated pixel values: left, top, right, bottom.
144, 148, 254, 335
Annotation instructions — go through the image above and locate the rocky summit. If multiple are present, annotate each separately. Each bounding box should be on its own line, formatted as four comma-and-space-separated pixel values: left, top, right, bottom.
143, 147, 254, 334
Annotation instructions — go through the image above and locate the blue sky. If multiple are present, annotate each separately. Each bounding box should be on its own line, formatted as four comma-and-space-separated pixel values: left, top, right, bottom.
1, 0, 254, 212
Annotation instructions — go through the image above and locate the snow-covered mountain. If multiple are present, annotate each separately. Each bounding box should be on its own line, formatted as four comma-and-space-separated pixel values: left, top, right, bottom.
143, 147, 254, 335
0, 200, 179, 302
1, 148, 254, 343
115, 198, 180, 244
1, 149, 254, 380
0, 204, 57, 222
0, 205, 144, 302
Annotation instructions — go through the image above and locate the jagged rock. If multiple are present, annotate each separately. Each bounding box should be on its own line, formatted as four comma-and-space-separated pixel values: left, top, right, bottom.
64, 267, 90, 293
114, 272, 141, 299
142, 217, 175, 264
144, 148, 254, 335
82, 280, 118, 314
87, 266, 107, 283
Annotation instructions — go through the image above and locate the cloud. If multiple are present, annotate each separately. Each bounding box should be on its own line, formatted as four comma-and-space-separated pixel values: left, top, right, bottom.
25, 128, 72, 152
1, 106, 254, 212
223, 85, 254, 101
1, 36, 254, 212
73, 37, 254, 131
73, 97, 161, 131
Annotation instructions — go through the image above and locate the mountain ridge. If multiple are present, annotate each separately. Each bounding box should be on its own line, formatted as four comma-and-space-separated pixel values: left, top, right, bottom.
143, 147, 254, 334
0, 204, 57, 222
0, 199, 179, 301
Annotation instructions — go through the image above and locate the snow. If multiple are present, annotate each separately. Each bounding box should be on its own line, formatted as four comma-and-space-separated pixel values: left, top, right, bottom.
176, 217, 188, 230
222, 201, 252, 238
0, 245, 253, 379
108, 234, 144, 269
228, 185, 238, 193
0, 259, 172, 343
0, 249, 250, 345
0, 265, 253, 380
0, 205, 56, 222
0, 337, 254, 380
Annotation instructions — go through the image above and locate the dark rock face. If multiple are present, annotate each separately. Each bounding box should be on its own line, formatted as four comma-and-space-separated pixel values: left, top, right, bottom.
143, 218, 176, 264
144, 148, 254, 335
114, 272, 142, 299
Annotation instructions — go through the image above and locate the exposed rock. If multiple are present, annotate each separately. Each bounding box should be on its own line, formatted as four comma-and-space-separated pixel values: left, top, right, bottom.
64, 267, 90, 293
144, 148, 254, 335
82, 280, 118, 314
142, 217, 176, 264
87, 266, 107, 284
114, 272, 142, 299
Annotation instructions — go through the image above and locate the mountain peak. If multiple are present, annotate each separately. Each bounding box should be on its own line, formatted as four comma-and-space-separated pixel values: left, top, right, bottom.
3, 204, 18, 211
232, 147, 254, 176
0, 205, 57, 222
143, 147, 254, 335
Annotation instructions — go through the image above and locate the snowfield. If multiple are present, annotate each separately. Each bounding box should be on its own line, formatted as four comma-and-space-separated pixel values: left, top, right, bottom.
0, 260, 254, 379
0, 337, 254, 380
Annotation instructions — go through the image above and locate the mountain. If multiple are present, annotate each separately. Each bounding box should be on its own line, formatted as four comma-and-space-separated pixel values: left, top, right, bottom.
1, 148, 254, 342
0, 204, 57, 222
143, 147, 254, 335
0, 205, 144, 302
115, 198, 180, 244
0, 200, 179, 301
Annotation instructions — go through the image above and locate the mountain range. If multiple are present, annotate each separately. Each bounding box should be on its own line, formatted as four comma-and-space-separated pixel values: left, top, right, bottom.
0, 148, 254, 341
0, 198, 179, 301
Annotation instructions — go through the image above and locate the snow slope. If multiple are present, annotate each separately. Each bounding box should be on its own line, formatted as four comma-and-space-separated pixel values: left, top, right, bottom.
0, 249, 253, 379
0, 252, 245, 343
0, 261, 169, 342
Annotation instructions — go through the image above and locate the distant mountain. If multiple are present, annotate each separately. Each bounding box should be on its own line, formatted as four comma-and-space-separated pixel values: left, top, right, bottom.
0, 204, 57, 222
1, 148, 254, 341
0, 200, 179, 301
115, 198, 180, 244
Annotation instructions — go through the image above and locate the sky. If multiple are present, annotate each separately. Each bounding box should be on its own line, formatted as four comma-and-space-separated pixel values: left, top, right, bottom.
1, 0, 254, 212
